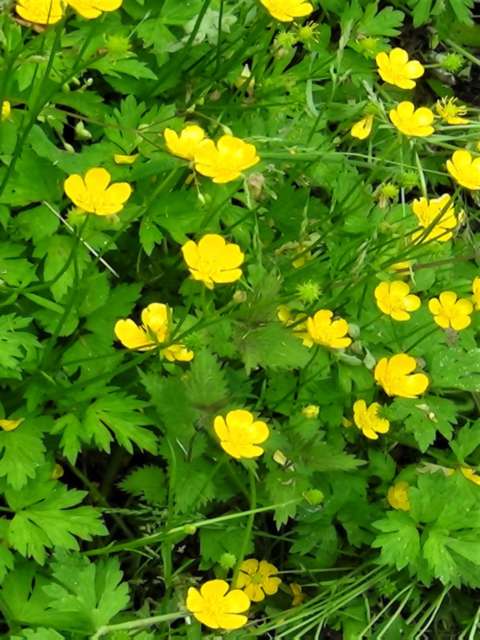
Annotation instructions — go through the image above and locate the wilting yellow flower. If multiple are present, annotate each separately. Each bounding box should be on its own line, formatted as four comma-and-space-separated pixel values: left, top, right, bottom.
353, 400, 390, 440
64, 167, 132, 216
435, 97, 468, 125
186, 579, 250, 630
350, 115, 374, 140
213, 409, 269, 459
461, 467, 480, 486
114, 303, 193, 362
428, 291, 473, 331
305, 310, 351, 349
387, 481, 410, 511
114, 153, 138, 165
194, 135, 259, 184
411, 194, 458, 243
290, 583, 305, 607
51, 463, 64, 480
259, 0, 313, 22
446, 149, 480, 190
67, 0, 123, 19
277, 305, 309, 344
0, 418, 23, 432
16, 0, 64, 24
376, 48, 424, 89
1, 101, 11, 121
390, 260, 412, 276
235, 559, 281, 602
302, 404, 319, 419
182, 234, 244, 289
164, 125, 207, 161
374, 353, 429, 398
389, 102, 434, 137
472, 277, 480, 310
374, 281, 420, 321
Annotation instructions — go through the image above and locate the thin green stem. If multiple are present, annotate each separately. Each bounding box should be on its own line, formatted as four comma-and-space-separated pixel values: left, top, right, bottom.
232, 466, 257, 584
91, 612, 184, 639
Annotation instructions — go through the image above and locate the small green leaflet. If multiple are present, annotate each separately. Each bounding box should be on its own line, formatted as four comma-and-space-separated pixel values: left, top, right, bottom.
4, 468, 107, 564
43, 553, 130, 634
372, 511, 421, 571
54, 388, 157, 462
0, 418, 47, 490
119, 465, 166, 504
385, 397, 457, 452
0, 314, 40, 379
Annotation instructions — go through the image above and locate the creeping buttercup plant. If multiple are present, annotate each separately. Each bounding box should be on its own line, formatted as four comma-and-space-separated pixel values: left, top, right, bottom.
3, 0, 480, 637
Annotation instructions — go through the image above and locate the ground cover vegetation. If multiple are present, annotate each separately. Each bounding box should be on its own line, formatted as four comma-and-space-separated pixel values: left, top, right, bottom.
2, 0, 480, 637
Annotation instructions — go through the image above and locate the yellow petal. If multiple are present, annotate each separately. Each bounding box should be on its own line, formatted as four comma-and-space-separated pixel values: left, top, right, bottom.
0, 418, 23, 432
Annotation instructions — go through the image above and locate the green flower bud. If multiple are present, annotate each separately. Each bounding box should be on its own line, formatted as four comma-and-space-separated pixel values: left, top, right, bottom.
296, 281, 321, 304
303, 489, 324, 506
219, 552, 236, 570
440, 53, 465, 74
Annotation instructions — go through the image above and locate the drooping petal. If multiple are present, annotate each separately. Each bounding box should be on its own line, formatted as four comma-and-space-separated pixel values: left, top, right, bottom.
114, 319, 154, 350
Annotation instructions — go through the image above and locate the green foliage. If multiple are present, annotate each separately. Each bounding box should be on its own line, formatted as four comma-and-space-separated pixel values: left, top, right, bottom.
1, 0, 480, 637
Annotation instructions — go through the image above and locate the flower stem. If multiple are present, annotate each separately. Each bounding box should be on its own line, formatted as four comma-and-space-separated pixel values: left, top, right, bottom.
232, 466, 257, 585
91, 612, 184, 639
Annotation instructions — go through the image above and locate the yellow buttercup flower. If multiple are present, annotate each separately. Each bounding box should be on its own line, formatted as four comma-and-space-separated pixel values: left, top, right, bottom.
114, 303, 193, 362
472, 277, 480, 310
302, 404, 319, 419
446, 149, 480, 190
290, 583, 305, 607
194, 135, 259, 184
213, 409, 269, 459
259, 0, 313, 22
374, 281, 421, 321
305, 310, 351, 349
387, 481, 410, 511
16, 0, 64, 24
64, 167, 132, 216
0, 418, 23, 432
428, 291, 473, 331
389, 102, 434, 137
181, 234, 244, 289
186, 579, 250, 630
114, 153, 138, 165
235, 559, 281, 602
374, 353, 429, 398
67, 0, 122, 19
164, 125, 207, 161
350, 115, 374, 140
435, 97, 468, 125
1, 101, 11, 121
411, 194, 458, 243
461, 467, 480, 486
353, 400, 390, 440
376, 48, 424, 89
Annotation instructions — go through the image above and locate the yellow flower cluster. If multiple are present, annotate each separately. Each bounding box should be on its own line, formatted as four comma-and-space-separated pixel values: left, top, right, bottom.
374, 277, 477, 333
164, 125, 259, 184
187, 557, 283, 630
114, 303, 193, 362
16, 0, 122, 24
351, 48, 469, 141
